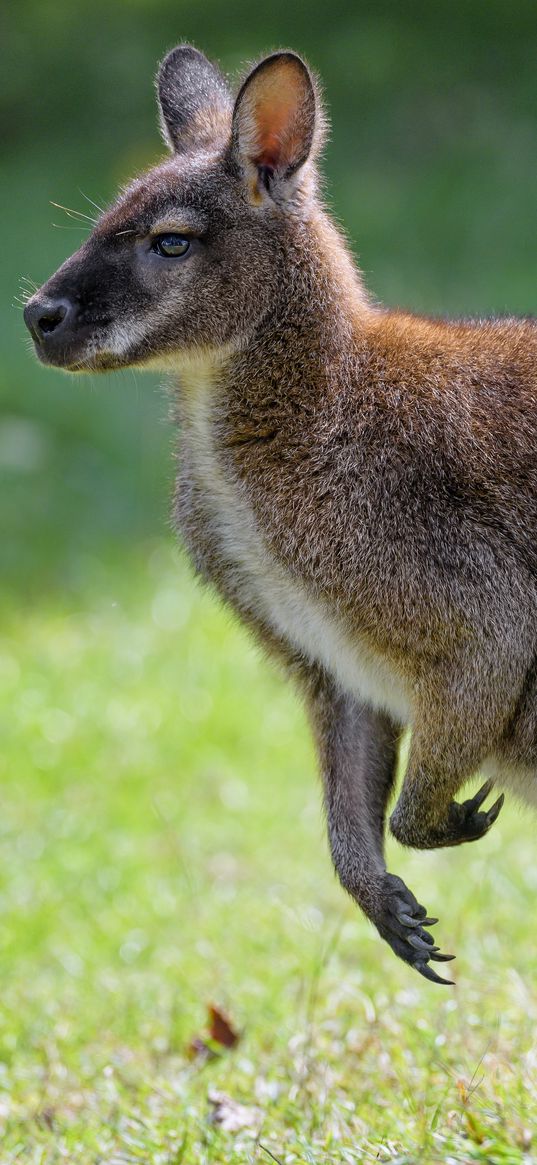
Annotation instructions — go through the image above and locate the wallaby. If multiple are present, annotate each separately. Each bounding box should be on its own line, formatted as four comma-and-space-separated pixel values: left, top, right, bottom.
24, 45, 537, 985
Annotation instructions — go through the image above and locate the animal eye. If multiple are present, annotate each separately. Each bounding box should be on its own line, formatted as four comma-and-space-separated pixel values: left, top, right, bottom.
151, 234, 191, 258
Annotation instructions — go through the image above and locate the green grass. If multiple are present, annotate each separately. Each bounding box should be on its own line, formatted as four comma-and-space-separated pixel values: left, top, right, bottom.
4, 4, 537, 1158
1, 539, 537, 1163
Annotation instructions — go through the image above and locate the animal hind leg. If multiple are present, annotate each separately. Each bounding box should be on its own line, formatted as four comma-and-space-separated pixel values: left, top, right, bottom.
300, 665, 455, 984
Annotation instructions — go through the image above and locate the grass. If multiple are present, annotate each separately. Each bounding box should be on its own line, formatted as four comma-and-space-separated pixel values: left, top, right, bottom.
1, 538, 536, 1163
4, 5, 537, 1157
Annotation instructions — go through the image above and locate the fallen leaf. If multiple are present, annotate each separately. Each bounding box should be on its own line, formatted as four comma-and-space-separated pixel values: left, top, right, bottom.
186, 1002, 241, 1061
208, 1088, 262, 1134
208, 1003, 240, 1049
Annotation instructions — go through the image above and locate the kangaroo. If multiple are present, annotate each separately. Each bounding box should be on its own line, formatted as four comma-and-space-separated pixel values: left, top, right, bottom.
24, 46, 537, 985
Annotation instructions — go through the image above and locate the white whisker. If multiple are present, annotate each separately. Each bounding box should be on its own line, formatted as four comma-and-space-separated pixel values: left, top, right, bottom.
19, 275, 39, 292
50, 200, 98, 225
78, 188, 106, 215
51, 222, 90, 232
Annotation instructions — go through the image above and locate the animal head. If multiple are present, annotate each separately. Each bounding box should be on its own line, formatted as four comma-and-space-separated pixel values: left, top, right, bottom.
24, 46, 326, 373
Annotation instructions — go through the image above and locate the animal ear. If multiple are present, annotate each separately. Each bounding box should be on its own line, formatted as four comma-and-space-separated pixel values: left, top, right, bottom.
157, 44, 233, 155
231, 52, 321, 204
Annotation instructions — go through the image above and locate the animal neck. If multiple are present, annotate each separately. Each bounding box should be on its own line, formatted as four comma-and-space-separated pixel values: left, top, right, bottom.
173, 209, 374, 415
234, 210, 374, 407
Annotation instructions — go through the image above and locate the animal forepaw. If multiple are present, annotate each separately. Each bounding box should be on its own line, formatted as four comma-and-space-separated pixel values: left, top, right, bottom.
376, 874, 455, 985
444, 779, 505, 846
390, 779, 505, 849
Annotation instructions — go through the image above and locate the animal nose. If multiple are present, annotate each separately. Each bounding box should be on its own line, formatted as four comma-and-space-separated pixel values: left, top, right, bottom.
24, 296, 75, 344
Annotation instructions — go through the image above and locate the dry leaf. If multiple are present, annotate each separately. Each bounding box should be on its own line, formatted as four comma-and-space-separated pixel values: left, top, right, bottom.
186, 1002, 241, 1061
208, 1088, 262, 1134
208, 1003, 240, 1049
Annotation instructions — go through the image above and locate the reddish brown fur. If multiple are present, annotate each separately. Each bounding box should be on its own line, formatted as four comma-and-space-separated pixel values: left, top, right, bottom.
24, 46, 537, 984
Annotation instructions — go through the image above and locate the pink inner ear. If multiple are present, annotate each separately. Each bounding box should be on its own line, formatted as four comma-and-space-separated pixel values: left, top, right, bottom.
253, 110, 290, 169
249, 66, 305, 172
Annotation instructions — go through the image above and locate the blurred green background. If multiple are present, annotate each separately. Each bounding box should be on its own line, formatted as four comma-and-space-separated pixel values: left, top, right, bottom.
3, 0, 537, 594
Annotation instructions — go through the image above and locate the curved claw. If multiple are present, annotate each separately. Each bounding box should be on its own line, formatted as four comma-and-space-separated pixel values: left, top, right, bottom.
408, 932, 435, 953
467, 778, 494, 810
486, 793, 504, 825
415, 960, 455, 986
444, 781, 506, 846
380, 874, 455, 986
396, 910, 424, 928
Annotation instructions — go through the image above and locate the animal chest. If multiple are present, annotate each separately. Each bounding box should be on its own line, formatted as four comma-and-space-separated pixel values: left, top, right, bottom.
179, 380, 410, 725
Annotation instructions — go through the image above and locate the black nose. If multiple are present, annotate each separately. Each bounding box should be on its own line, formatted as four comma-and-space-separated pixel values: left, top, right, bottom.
24, 296, 75, 345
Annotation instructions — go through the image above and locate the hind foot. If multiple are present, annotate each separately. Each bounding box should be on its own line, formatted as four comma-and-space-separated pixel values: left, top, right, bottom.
375, 874, 455, 985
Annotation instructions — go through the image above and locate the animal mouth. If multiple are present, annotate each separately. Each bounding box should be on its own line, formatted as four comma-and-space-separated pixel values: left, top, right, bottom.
41, 348, 125, 373
30, 325, 124, 373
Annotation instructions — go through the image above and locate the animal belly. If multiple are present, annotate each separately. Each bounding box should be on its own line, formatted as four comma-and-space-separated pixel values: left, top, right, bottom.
184, 478, 411, 724
180, 388, 410, 724
257, 571, 411, 724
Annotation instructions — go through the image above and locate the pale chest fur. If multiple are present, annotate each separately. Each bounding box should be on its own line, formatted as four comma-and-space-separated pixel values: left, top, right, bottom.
179, 361, 411, 725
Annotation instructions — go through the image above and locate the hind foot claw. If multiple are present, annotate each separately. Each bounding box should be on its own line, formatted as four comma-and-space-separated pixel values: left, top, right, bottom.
376, 874, 455, 985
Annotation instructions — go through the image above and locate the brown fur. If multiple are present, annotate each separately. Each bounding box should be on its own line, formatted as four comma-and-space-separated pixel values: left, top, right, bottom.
24, 45, 537, 984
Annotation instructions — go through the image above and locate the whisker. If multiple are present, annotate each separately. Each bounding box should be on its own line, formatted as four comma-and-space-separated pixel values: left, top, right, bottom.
78, 188, 106, 215
19, 275, 39, 292
51, 222, 91, 231
50, 200, 98, 225
115, 228, 138, 237
16, 285, 35, 305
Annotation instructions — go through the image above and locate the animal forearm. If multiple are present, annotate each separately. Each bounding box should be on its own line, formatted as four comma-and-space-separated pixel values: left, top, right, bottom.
299, 666, 400, 907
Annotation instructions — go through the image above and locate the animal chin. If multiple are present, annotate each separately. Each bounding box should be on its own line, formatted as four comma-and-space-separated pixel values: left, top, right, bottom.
35, 337, 127, 373
82, 350, 127, 371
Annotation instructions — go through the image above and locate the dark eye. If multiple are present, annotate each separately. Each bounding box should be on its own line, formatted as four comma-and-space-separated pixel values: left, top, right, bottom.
151, 234, 191, 258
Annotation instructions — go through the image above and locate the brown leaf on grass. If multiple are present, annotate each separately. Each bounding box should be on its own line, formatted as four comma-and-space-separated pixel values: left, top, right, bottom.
208, 1003, 240, 1049
208, 1088, 262, 1134
186, 1003, 241, 1061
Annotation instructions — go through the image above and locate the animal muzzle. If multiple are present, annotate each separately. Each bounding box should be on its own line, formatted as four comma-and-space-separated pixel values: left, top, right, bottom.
23, 291, 107, 369
24, 295, 76, 346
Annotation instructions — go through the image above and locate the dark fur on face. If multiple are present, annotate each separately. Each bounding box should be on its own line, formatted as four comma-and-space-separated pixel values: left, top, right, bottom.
24, 48, 324, 372
25, 46, 537, 987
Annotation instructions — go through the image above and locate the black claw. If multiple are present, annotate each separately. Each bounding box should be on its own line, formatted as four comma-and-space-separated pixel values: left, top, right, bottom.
444, 780, 506, 846
468, 778, 494, 810
486, 793, 505, 824
396, 910, 423, 928
408, 933, 434, 953
381, 874, 455, 985
415, 961, 455, 986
